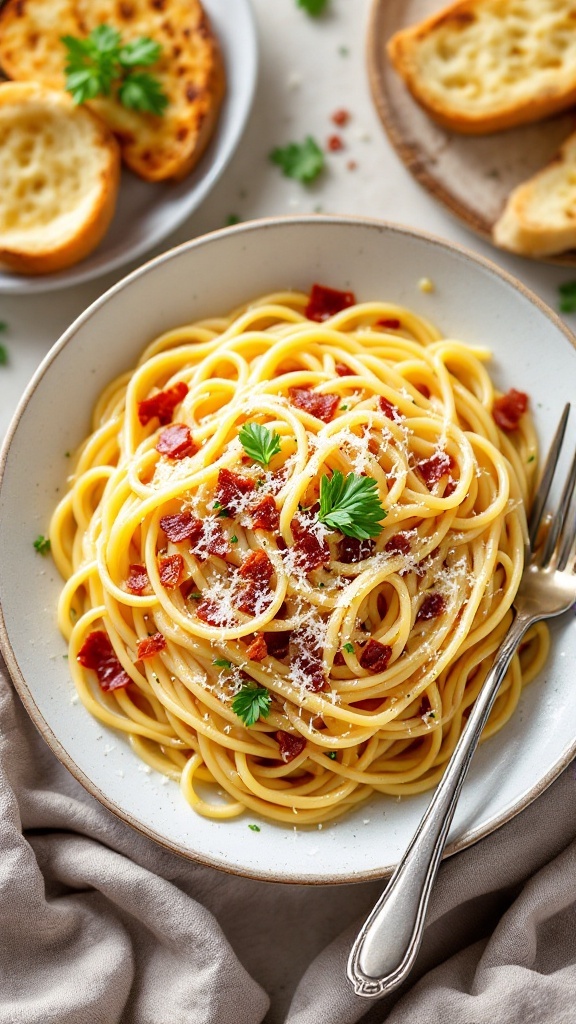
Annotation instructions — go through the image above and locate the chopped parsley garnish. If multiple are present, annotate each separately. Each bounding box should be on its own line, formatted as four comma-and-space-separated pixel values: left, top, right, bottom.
558, 280, 576, 313
62, 25, 168, 115
239, 422, 282, 466
318, 470, 386, 540
297, 0, 329, 14
0, 321, 7, 332
226, 213, 241, 226
343, 642, 355, 653
232, 682, 272, 727
33, 535, 51, 556
189, 591, 202, 600
0, 344, 7, 366
527, 454, 535, 463
213, 658, 232, 669
248, 823, 261, 832
213, 501, 222, 509
269, 136, 324, 184
327, 750, 338, 759
230, 535, 238, 543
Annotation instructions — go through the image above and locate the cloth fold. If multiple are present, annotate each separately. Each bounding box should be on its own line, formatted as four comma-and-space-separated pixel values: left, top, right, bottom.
2, 655, 576, 1024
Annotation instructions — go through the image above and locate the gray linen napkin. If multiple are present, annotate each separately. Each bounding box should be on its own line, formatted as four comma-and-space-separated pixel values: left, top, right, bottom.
2, 655, 576, 1024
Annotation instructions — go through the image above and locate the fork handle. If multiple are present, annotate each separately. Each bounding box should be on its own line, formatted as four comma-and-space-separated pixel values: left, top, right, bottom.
347, 611, 531, 998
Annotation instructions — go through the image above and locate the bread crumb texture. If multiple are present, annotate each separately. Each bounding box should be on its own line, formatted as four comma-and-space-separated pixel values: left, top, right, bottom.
388, 0, 576, 133
0, 83, 120, 274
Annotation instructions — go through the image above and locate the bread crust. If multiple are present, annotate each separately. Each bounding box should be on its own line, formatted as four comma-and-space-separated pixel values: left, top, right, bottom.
387, 0, 576, 135
0, 82, 121, 275
0, 0, 226, 182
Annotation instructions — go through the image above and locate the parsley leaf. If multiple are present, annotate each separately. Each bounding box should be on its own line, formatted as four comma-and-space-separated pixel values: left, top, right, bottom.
61, 26, 168, 115
558, 280, 576, 313
297, 0, 329, 14
239, 422, 282, 466
248, 823, 261, 832
232, 682, 271, 727
318, 470, 386, 540
33, 535, 51, 556
213, 658, 232, 669
269, 136, 324, 184
0, 344, 7, 366
343, 642, 355, 653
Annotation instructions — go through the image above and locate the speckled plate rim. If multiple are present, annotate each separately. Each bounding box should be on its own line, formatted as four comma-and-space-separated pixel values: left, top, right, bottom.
1, 213, 576, 884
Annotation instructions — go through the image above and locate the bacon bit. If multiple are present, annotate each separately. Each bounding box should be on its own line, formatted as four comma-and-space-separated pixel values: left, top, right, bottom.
195, 523, 229, 561
160, 510, 200, 543
288, 386, 340, 423
331, 108, 350, 126
245, 634, 268, 661
492, 389, 529, 431
276, 730, 306, 763
335, 362, 354, 376
159, 554, 184, 589
77, 630, 131, 692
353, 697, 383, 711
385, 533, 411, 555
305, 283, 356, 322
216, 467, 255, 510
415, 383, 431, 399
156, 423, 197, 459
263, 630, 291, 659
327, 134, 344, 151
377, 317, 401, 329
126, 563, 150, 594
359, 639, 392, 673
378, 396, 400, 420
137, 632, 167, 659
291, 517, 330, 572
417, 451, 454, 488
137, 381, 188, 426
196, 598, 232, 626
276, 536, 287, 552
417, 593, 445, 622
339, 536, 375, 563
250, 495, 280, 531
289, 628, 327, 692
333, 651, 346, 666
235, 550, 274, 615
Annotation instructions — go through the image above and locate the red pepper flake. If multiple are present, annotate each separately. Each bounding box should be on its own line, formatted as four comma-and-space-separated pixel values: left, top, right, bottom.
331, 108, 350, 126
417, 451, 454, 488
159, 553, 184, 589
235, 550, 274, 615
492, 389, 529, 432
335, 362, 354, 376
327, 133, 344, 151
250, 495, 280, 532
77, 630, 131, 692
414, 383, 431, 399
376, 317, 401, 329
156, 423, 197, 460
385, 533, 411, 555
216, 467, 255, 511
126, 563, 150, 595
305, 283, 356, 322
276, 730, 306, 763
288, 386, 340, 423
137, 632, 167, 660
339, 536, 374, 563
263, 630, 291, 659
417, 592, 445, 622
197, 598, 231, 626
359, 638, 392, 673
291, 517, 330, 572
378, 396, 401, 420
137, 381, 188, 426
160, 510, 200, 543
245, 634, 268, 662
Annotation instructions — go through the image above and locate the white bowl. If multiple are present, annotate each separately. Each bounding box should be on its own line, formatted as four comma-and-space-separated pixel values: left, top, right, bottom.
1, 216, 576, 883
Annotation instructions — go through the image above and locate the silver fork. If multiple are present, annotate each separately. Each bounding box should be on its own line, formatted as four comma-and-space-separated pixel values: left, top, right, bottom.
347, 403, 576, 999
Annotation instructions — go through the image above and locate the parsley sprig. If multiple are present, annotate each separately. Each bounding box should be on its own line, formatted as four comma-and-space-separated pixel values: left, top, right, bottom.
232, 682, 272, 727
33, 535, 51, 556
318, 470, 386, 540
269, 136, 324, 184
61, 25, 168, 115
239, 422, 282, 466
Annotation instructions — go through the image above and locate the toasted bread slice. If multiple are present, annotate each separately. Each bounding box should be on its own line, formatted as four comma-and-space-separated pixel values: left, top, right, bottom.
0, 0, 226, 182
387, 0, 576, 135
0, 82, 120, 274
493, 133, 576, 258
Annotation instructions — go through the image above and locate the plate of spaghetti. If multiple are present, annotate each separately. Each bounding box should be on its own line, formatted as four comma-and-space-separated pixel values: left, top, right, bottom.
1, 216, 575, 883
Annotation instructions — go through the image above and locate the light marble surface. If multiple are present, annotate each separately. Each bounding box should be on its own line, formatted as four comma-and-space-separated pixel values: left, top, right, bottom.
1, 0, 574, 444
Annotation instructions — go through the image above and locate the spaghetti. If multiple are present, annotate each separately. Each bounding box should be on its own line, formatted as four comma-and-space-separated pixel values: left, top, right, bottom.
50, 285, 548, 825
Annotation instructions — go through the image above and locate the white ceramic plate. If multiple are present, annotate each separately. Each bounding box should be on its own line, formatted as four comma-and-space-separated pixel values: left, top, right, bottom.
1, 216, 576, 883
0, 0, 258, 295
